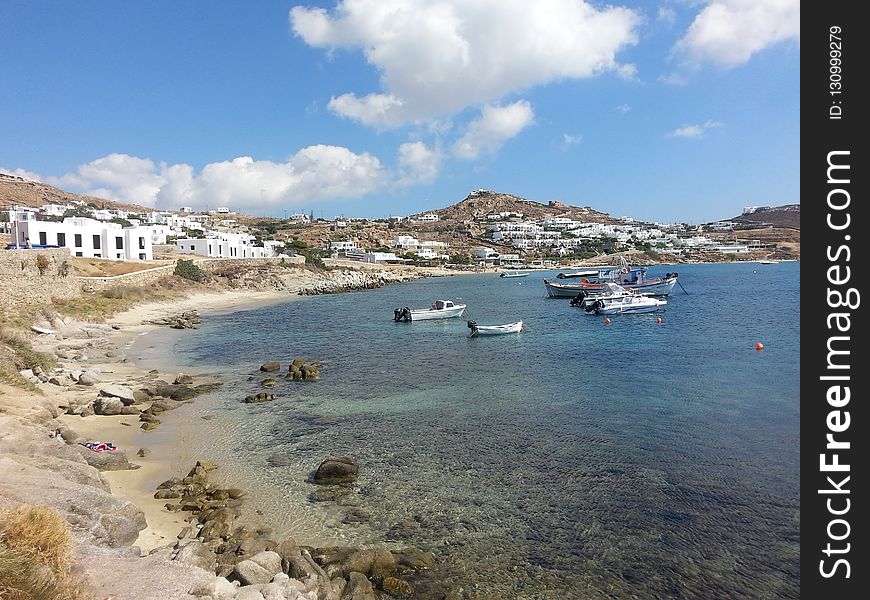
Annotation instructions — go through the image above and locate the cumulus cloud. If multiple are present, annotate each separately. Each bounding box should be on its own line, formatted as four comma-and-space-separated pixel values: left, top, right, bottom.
452, 101, 535, 160
395, 142, 441, 187
291, 0, 640, 127
667, 119, 723, 138
615, 103, 632, 113
11, 147, 387, 212
673, 0, 799, 68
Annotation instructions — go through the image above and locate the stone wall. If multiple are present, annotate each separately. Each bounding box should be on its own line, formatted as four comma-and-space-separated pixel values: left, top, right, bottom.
0, 248, 80, 309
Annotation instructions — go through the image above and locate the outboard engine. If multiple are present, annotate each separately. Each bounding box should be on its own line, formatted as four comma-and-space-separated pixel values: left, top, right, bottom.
466, 320, 477, 329
585, 299, 603, 314
394, 308, 402, 321
394, 307, 412, 322
569, 290, 587, 307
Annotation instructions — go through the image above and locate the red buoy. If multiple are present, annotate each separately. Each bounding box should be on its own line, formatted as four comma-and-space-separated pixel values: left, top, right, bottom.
604, 318, 612, 325
755, 342, 764, 351
655, 317, 662, 324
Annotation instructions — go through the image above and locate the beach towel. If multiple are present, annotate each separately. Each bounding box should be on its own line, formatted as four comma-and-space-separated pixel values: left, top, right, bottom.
79, 441, 117, 452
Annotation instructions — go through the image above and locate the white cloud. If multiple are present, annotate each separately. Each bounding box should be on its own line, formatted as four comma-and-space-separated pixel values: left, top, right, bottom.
11, 148, 386, 212
395, 142, 441, 187
673, 0, 799, 68
452, 101, 535, 160
291, 0, 640, 128
657, 6, 677, 24
667, 119, 723, 138
558, 133, 583, 151
616, 103, 632, 113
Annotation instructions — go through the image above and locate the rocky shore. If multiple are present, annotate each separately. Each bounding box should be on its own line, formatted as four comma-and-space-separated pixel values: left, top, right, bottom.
0, 265, 464, 599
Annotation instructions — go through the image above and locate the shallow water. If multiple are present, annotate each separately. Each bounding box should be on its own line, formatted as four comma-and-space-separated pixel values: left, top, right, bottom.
131, 262, 800, 599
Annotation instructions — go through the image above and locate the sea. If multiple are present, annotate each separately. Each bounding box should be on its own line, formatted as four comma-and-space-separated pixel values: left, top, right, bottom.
129, 261, 800, 600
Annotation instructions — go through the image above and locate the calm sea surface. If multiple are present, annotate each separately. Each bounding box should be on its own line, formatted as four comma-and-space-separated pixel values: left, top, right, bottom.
130, 262, 800, 599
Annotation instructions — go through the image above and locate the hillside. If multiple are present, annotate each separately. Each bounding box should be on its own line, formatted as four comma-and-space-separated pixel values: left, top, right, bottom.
421, 189, 620, 225
0, 172, 150, 212
731, 204, 800, 230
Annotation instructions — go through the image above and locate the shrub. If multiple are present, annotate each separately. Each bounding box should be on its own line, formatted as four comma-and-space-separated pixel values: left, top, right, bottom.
35, 255, 50, 276
174, 259, 205, 282
0, 505, 89, 600
56, 260, 71, 278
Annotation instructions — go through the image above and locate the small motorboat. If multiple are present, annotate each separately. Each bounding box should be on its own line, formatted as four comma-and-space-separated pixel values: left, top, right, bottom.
500, 271, 529, 278
570, 284, 667, 315
467, 320, 524, 336
394, 300, 467, 322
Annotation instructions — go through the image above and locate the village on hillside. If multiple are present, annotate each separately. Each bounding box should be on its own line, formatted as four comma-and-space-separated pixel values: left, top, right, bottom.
1, 174, 799, 271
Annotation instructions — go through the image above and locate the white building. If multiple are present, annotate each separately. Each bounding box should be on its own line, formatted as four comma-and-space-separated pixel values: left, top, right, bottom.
364, 252, 403, 263
393, 235, 420, 249
179, 206, 194, 213
10, 217, 153, 260
414, 213, 440, 222
330, 240, 358, 252
174, 231, 281, 258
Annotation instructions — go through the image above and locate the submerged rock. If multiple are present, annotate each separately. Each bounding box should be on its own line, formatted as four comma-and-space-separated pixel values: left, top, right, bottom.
260, 361, 281, 372
312, 456, 359, 485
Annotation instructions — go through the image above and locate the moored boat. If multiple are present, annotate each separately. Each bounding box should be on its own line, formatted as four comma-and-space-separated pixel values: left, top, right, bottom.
571, 285, 667, 315
544, 274, 677, 298
467, 320, 524, 336
500, 271, 529, 278
394, 300, 467, 322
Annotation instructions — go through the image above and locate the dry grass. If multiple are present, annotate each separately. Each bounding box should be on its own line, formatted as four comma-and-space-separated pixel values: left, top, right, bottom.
0, 505, 89, 600
0, 329, 57, 392
70, 256, 170, 277
54, 277, 195, 321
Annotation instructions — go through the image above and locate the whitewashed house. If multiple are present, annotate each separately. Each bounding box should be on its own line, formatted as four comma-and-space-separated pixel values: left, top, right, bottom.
11, 217, 153, 260
174, 231, 279, 258
329, 241, 358, 252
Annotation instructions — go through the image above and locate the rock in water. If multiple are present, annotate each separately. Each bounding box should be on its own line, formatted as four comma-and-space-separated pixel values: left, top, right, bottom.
260, 361, 281, 372
312, 456, 359, 485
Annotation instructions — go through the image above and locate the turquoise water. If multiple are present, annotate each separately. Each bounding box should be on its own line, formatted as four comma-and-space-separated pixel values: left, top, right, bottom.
133, 262, 800, 599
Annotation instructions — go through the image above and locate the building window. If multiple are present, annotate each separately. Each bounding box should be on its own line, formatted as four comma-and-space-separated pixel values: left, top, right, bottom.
75, 252, 83, 257
74, 234, 82, 247
139, 253, 146, 260
115, 236, 123, 249
190, 245, 195, 250
139, 237, 145, 250
39, 232, 47, 246
57, 233, 66, 246
93, 235, 101, 249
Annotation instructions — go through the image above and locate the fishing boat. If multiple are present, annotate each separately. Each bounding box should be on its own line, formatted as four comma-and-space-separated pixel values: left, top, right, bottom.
467, 320, 524, 336
544, 273, 677, 298
500, 271, 529, 278
571, 284, 667, 315
394, 300, 467, 322
555, 269, 602, 279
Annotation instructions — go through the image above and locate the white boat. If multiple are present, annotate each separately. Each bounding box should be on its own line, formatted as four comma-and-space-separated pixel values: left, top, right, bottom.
571, 284, 667, 315
500, 271, 529, 278
757, 259, 780, 264
394, 300, 467, 322
467, 320, 524, 336
545, 255, 678, 298
555, 269, 602, 279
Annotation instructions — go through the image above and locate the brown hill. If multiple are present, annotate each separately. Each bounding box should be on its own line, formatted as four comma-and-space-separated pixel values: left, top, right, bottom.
420, 189, 621, 224
731, 204, 800, 230
0, 172, 150, 213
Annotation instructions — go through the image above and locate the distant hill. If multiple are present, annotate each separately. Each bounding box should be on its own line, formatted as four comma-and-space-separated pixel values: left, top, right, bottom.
420, 189, 621, 224
0, 172, 150, 213
731, 204, 800, 230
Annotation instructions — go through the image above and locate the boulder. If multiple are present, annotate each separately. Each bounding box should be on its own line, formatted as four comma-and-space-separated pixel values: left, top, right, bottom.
392, 548, 436, 573
260, 361, 281, 372
249, 551, 282, 577
190, 577, 238, 600
261, 378, 277, 388
119, 406, 140, 416
77, 446, 139, 472
244, 392, 275, 404
77, 370, 101, 386
312, 456, 359, 485
175, 540, 218, 573
93, 396, 124, 416
175, 373, 194, 384
232, 559, 274, 586
236, 588, 266, 600
340, 572, 377, 600
99, 384, 136, 405
381, 577, 413, 598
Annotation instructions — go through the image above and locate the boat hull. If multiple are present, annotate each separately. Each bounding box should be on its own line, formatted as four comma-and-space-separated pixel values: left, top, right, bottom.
544, 277, 677, 298
469, 321, 524, 336
409, 305, 467, 320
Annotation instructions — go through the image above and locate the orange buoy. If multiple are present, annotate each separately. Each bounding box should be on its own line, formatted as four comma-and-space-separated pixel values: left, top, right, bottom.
655, 317, 662, 324
604, 318, 612, 325
755, 342, 764, 351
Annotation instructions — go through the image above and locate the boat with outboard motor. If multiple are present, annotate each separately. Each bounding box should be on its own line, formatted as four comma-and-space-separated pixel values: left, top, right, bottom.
544, 257, 678, 298
394, 300, 467, 322
467, 320, 524, 336
569, 284, 667, 315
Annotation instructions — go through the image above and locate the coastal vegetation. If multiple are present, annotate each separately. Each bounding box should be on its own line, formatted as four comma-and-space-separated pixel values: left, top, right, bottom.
0, 505, 88, 600
0, 327, 57, 391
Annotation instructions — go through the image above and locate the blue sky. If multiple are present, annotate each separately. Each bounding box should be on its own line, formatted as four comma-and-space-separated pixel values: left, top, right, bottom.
0, 0, 799, 223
